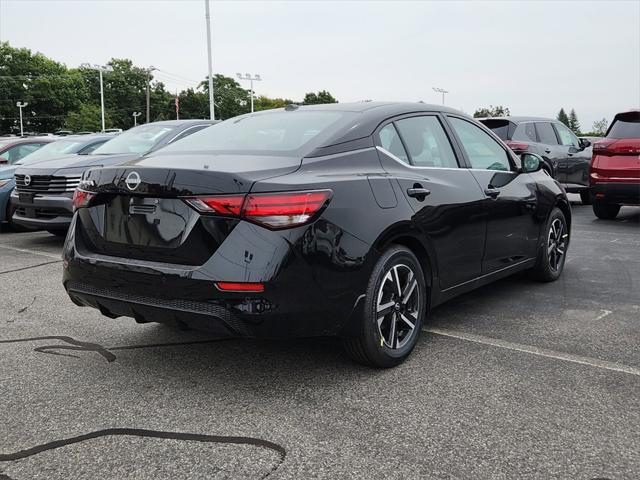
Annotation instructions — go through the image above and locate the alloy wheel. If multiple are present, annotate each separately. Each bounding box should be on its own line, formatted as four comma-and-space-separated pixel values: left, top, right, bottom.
547, 218, 567, 272
376, 264, 420, 349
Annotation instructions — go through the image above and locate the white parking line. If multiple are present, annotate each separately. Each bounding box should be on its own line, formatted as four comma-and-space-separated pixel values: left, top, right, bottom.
0, 244, 61, 260
424, 327, 640, 377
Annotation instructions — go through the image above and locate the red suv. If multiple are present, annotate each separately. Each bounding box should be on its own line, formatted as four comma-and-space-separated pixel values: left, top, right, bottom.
590, 111, 640, 219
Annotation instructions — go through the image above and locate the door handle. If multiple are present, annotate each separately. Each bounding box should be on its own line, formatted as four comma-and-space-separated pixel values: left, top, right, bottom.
407, 187, 431, 200
544, 149, 551, 154
484, 188, 500, 199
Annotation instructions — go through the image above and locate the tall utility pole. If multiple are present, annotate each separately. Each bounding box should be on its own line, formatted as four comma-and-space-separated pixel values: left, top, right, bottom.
432, 87, 449, 106
236, 73, 262, 112
132, 111, 141, 127
81, 63, 113, 132
204, 0, 215, 120
145, 66, 156, 123
16, 102, 28, 136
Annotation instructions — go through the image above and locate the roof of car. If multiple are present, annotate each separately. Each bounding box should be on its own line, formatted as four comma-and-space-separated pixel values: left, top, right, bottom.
264, 101, 464, 115
0, 136, 55, 147
144, 119, 218, 127
479, 116, 556, 123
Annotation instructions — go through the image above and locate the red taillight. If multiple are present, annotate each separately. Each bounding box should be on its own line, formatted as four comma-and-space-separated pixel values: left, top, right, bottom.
184, 195, 244, 216
215, 282, 265, 292
505, 140, 529, 152
184, 189, 332, 229
72, 189, 95, 211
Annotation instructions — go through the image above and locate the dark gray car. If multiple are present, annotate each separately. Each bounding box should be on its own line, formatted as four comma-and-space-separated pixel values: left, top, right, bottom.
479, 117, 593, 204
11, 120, 216, 235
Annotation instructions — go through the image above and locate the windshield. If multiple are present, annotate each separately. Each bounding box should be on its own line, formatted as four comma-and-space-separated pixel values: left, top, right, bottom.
16, 139, 85, 164
159, 110, 353, 156
92, 125, 174, 155
607, 112, 640, 139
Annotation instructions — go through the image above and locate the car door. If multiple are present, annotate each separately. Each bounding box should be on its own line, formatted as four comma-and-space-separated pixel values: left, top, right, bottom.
535, 122, 564, 179
553, 121, 590, 186
446, 116, 540, 274
375, 114, 487, 290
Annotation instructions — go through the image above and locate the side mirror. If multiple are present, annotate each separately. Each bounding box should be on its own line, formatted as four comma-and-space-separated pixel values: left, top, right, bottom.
520, 153, 543, 173
0, 157, 8, 165
578, 138, 591, 149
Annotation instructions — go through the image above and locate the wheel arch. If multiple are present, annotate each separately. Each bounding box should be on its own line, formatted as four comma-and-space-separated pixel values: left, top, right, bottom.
554, 196, 572, 230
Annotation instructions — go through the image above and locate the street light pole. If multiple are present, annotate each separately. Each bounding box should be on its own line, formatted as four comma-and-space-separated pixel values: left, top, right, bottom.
236, 73, 262, 113
132, 111, 141, 127
432, 87, 449, 106
204, 0, 215, 120
81, 63, 113, 132
16, 102, 28, 136
145, 66, 156, 123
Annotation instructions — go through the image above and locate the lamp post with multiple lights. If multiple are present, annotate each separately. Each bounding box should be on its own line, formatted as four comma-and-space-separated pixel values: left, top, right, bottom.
81, 63, 113, 132
16, 102, 28, 136
236, 73, 262, 113
132, 111, 142, 127
432, 87, 449, 106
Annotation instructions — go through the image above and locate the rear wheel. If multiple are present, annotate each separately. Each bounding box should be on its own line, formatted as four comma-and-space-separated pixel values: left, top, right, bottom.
592, 202, 620, 220
579, 190, 592, 205
530, 207, 568, 282
343, 245, 427, 368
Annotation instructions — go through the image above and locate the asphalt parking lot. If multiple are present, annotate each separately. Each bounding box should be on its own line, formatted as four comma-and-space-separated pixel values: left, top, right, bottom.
0, 200, 638, 480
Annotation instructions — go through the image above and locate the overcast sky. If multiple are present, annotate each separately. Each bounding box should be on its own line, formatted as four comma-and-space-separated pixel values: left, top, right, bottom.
1, 0, 639, 129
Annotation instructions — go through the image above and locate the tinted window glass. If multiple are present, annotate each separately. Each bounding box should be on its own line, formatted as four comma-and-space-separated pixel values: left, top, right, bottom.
607, 112, 640, 139
512, 123, 537, 142
17, 139, 84, 163
479, 119, 512, 140
395, 116, 458, 168
160, 111, 353, 155
378, 124, 409, 164
554, 123, 578, 147
168, 124, 212, 144
5, 144, 43, 163
93, 124, 175, 155
448, 117, 510, 171
536, 122, 559, 145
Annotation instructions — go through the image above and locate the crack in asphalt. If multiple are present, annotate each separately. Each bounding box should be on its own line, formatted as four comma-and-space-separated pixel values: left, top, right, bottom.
0, 261, 62, 276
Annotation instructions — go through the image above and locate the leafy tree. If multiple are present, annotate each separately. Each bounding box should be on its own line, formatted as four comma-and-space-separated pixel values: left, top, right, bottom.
568, 109, 581, 134
200, 74, 251, 120
303, 90, 338, 105
591, 118, 609, 136
473, 105, 510, 118
254, 95, 294, 111
557, 108, 570, 127
0, 42, 88, 133
64, 104, 110, 132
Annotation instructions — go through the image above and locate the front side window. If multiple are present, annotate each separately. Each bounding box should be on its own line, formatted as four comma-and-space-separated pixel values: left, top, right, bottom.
554, 123, 579, 147
536, 122, 559, 145
4, 143, 43, 163
448, 117, 511, 171
394, 116, 458, 168
378, 123, 409, 164
513, 123, 537, 142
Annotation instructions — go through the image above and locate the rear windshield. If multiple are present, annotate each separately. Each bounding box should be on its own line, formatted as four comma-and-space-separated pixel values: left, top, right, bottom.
607, 112, 640, 139
92, 124, 174, 155
478, 120, 513, 140
158, 110, 353, 156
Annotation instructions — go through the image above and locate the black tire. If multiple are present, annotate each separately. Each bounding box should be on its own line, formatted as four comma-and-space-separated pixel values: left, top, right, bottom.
47, 229, 68, 237
530, 207, 569, 282
579, 190, 592, 205
592, 202, 620, 220
342, 245, 427, 368
3, 204, 28, 232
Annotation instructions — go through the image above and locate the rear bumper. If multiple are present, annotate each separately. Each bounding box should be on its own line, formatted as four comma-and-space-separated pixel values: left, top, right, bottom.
591, 182, 640, 205
62, 215, 372, 339
10, 190, 73, 230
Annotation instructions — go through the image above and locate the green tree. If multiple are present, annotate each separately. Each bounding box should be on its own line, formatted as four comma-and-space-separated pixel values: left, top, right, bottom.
557, 108, 570, 127
254, 95, 294, 111
473, 105, 510, 118
568, 109, 581, 134
591, 118, 609, 136
303, 90, 338, 105
0, 42, 88, 133
200, 74, 251, 120
64, 104, 110, 132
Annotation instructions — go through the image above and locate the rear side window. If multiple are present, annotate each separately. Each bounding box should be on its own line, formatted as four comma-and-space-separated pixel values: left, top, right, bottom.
536, 122, 559, 145
394, 116, 458, 168
378, 124, 409, 164
607, 112, 640, 139
448, 117, 511, 171
512, 123, 537, 142
554, 123, 579, 147
479, 119, 513, 140
169, 124, 212, 144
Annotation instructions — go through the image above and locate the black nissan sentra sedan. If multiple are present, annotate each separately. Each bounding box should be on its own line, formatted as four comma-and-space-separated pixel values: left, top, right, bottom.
62, 102, 570, 367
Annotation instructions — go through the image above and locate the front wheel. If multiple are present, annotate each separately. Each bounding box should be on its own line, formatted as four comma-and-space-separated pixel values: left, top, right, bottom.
342, 245, 427, 368
530, 207, 569, 282
592, 202, 620, 220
